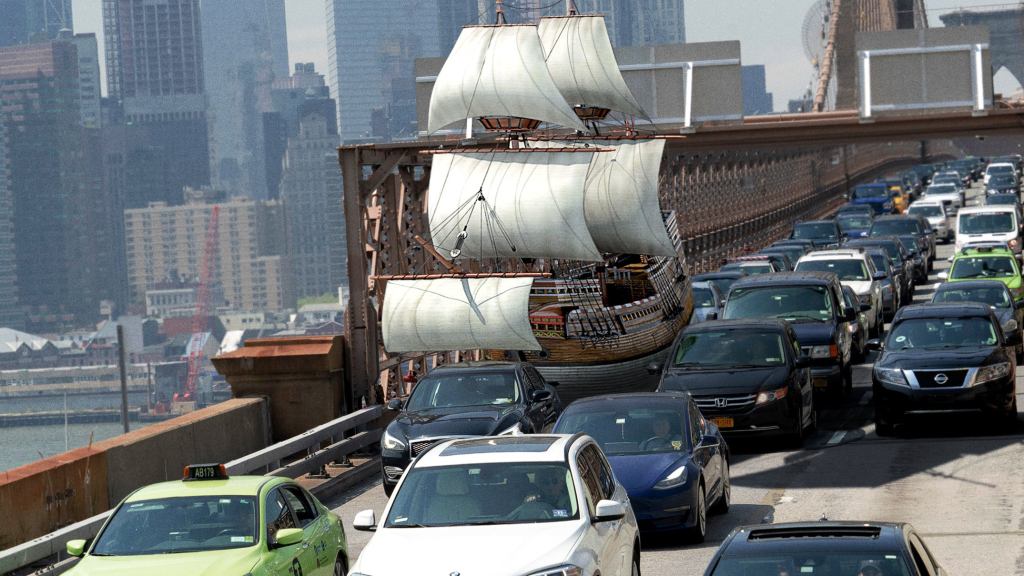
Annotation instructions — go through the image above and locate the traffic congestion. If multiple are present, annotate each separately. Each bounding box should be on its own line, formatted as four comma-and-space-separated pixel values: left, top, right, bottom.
57, 155, 1024, 575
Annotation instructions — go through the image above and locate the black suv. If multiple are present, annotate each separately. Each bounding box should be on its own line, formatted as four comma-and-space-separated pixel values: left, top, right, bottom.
652, 319, 815, 443
868, 214, 935, 269
846, 237, 913, 304
703, 521, 947, 575
868, 303, 1019, 435
723, 272, 856, 396
380, 361, 562, 494
791, 220, 843, 248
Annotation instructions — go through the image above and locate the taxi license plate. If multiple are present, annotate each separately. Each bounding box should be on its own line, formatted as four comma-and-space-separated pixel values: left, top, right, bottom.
712, 417, 734, 429
812, 378, 829, 389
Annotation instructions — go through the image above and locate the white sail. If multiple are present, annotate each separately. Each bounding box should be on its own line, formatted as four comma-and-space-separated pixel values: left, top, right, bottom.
539, 15, 645, 117
427, 25, 586, 133
584, 139, 675, 256
382, 277, 541, 352
428, 151, 602, 261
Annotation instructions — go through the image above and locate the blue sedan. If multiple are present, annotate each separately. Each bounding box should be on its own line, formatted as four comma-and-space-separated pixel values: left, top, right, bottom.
553, 392, 730, 542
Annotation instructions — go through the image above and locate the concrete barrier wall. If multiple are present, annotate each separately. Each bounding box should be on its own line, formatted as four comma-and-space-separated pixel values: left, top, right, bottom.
0, 398, 270, 549
103, 398, 270, 503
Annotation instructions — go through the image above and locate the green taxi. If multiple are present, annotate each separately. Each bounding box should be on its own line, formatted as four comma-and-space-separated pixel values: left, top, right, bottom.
65, 464, 348, 576
943, 246, 1024, 301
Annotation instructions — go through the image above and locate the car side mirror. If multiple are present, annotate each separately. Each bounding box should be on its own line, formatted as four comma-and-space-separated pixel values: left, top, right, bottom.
860, 303, 871, 312
1016, 300, 1024, 309
353, 509, 377, 532
1005, 330, 1021, 346
705, 311, 718, 321
386, 398, 403, 411
530, 389, 552, 402
873, 271, 887, 280
865, 338, 883, 351
646, 362, 663, 375
592, 500, 626, 523
66, 539, 86, 557
794, 356, 811, 368
273, 528, 304, 548
842, 308, 856, 322
937, 271, 948, 280
701, 433, 721, 447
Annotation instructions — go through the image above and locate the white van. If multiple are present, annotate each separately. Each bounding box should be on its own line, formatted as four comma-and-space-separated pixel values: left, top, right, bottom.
955, 205, 1021, 255
984, 162, 1016, 185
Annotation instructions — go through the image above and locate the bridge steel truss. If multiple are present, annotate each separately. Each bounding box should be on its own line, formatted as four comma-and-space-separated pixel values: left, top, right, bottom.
339, 129, 959, 402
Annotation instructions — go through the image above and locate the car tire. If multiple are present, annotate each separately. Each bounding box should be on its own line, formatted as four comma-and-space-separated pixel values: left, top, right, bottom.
631, 554, 641, 576
875, 412, 897, 437
383, 481, 394, 497
842, 363, 853, 395
687, 485, 707, 543
334, 556, 347, 576
711, 461, 730, 515
787, 406, 805, 448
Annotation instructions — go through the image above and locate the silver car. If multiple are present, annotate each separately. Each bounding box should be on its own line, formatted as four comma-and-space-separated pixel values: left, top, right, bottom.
691, 281, 723, 323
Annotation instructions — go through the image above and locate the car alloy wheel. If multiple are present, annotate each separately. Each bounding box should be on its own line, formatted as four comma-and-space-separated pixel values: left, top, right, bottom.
689, 485, 707, 543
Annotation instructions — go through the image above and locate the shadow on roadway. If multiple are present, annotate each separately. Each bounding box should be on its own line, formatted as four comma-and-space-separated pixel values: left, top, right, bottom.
641, 503, 774, 551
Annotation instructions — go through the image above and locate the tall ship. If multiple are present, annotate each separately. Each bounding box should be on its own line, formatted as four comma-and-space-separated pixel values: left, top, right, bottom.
379, 2, 693, 402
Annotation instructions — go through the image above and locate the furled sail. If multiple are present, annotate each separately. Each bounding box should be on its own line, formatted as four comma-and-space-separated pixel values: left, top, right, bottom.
428, 150, 602, 261
533, 139, 675, 256
427, 25, 587, 133
382, 277, 541, 352
538, 15, 645, 118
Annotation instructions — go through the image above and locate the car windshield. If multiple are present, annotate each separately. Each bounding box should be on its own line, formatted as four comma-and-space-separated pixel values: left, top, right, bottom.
927, 185, 957, 195
796, 259, 868, 281
693, 287, 716, 307
990, 175, 1016, 186
949, 256, 1017, 279
959, 212, 1015, 234
871, 220, 919, 236
987, 195, 1018, 206
908, 204, 943, 217
725, 285, 834, 322
707, 277, 738, 296
934, 286, 1011, 308
861, 242, 903, 265
554, 406, 688, 455
405, 371, 519, 410
793, 223, 836, 240
671, 330, 787, 369
887, 317, 998, 349
709, 553, 913, 576
934, 175, 960, 185
384, 463, 579, 527
896, 236, 918, 254
867, 254, 889, 275
853, 186, 887, 199
90, 496, 257, 556
988, 166, 1014, 176
837, 216, 872, 231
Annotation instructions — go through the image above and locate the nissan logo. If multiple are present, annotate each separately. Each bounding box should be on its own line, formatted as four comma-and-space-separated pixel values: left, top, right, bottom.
715, 398, 728, 408
934, 373, 948, 385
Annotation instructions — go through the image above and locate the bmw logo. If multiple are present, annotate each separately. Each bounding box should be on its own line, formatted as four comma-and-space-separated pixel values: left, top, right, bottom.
934, 373, 948, 385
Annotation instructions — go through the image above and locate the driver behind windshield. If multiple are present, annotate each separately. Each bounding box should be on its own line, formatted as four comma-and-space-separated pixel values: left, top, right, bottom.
642, 416, 683, 451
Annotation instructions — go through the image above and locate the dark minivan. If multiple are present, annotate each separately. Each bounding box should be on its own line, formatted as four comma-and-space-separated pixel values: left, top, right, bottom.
653, 319, 815, 443
722, 272, 857, 397
380, 361, 562, 494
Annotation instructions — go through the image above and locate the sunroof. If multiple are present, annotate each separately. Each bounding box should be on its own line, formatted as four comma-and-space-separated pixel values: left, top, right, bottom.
440, 436, 559, 456
748, 526, 882, 540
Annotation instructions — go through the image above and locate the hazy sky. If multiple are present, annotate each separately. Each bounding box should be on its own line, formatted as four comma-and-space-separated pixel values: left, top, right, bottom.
71, 0, 1018, 109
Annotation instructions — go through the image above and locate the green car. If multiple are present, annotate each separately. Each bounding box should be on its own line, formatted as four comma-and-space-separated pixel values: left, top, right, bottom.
65, 464, 348, 576
944, 246, 1024, 301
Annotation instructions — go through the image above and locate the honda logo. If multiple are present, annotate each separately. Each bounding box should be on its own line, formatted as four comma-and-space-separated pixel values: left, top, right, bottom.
934, 373, 948, 385
715, 398, 728, 408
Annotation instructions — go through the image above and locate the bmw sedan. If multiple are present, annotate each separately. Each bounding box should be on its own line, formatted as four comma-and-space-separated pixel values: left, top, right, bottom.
553, 393, 729, 541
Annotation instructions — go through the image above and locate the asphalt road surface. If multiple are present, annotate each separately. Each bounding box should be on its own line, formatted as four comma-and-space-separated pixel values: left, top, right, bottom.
327, 182, 1024, 575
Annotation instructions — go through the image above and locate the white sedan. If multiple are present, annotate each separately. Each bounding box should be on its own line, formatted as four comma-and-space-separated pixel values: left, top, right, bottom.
350, 435, 641, 576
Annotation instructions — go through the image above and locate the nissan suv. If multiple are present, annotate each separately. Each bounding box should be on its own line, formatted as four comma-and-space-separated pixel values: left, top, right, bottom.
868, 303, 1019, 435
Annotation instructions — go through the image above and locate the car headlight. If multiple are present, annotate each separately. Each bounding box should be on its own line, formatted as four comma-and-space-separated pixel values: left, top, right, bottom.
874, 367, 908, 387
756, 385, 789, 405
974, 362, 1012, 385
381, 429, 406, 451
810, 344, 838, 359
654, 465, 689, 490
498, 422, 523, 435
527, 565, 583, 576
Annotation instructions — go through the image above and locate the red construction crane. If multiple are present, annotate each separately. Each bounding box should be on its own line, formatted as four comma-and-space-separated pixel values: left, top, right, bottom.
181, 205, 220, 402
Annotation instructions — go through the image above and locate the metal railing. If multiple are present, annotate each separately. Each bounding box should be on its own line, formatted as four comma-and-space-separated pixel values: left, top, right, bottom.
0, 405, 383, 576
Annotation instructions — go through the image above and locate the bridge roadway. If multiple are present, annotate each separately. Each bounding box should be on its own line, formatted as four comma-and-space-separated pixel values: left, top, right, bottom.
325, 182, 1024, 575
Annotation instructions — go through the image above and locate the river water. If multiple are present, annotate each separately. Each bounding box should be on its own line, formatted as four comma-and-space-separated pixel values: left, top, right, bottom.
0, 392, 154, 472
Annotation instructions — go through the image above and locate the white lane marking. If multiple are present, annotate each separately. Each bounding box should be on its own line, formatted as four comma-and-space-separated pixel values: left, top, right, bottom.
827, 430, 847, 445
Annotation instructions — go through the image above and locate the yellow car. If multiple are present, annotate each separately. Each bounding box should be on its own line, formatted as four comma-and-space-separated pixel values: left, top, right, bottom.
65, 464, 348, 576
